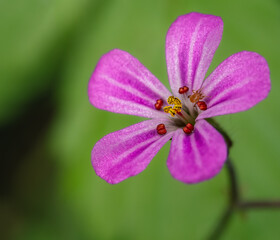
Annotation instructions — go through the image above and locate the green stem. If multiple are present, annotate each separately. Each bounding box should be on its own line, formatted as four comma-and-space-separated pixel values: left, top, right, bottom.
206, 118, 280, 240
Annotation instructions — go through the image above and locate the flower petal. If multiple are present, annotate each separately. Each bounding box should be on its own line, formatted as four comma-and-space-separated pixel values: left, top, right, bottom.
197, 51, 271, 120
88, 49, 171, 118
165, 12, 223, 95
167, 120, 227, 184
92, 119, 174, 184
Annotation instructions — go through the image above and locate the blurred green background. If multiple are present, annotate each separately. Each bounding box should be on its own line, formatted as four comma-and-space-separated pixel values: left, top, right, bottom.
1, 0, 280, 239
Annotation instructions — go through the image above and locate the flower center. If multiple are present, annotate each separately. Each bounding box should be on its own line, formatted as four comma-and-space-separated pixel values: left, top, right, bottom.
154, 86, 208, 135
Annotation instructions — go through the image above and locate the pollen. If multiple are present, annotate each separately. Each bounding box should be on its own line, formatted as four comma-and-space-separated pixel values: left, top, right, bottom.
163, 96, 182, 117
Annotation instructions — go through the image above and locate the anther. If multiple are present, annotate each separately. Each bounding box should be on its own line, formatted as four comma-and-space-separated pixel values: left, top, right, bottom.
183, 123, 194, 134
178, 87, 184, 94
164, 96, 182, 116
183, 86, 189, 92
156, 99, 163, 105
178, 86, 189, 94
157, 123, 167, 135
155, 103, 161, 110
186, 123, 194, 131
183, 126, 192, 134
154, 99, 163, 110
197, 101, 207, 111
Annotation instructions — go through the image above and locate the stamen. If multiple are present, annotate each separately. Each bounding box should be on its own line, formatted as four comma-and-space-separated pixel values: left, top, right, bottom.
163, 106, 172, 113
165, 108, 177, 117
180, 109, 194, 123
173, 105, 182, 112
197, 101, 207, 111
183, 127, 192, 134
183, 123, 194, 134
176, 112, 188, 122
186, 123, 194, 131
178, 86, 189, 94
154, 99, 163, 110
163, 96, 182, 117
156, 99, 163, 105
155, 103, 161, 110
167, 96, 181, 106
157, 123, 167, 135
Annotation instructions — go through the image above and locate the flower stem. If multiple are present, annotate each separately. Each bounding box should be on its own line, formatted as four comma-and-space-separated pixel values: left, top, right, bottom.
206, 118, 280, 240
207, 205, 234, 240
207, 158, 237, 240
238, 201, 280, 209
225, 159, 239, 205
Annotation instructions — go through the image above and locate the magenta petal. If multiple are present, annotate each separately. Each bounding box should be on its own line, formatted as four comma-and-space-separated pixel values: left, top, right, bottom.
167, 120, 227, 184
88, 49, 171, 118
92, 119, 174, 184
165, 12, 223, 95
197, 51, 271, 120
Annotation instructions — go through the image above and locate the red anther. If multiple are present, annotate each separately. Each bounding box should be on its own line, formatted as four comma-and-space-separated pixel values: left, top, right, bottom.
178, 87, 185, 94
197, 101, 207, 111
183, 126, 192, 134
199, 105, 207, 110
158, 128, 167, 135
157, 123, 167, 135
186, 123, 194, 131
183, 86, 189, 92
156, 99, 163, 105
155, 103, 162, 110
157, 124, 165, 131
155, 99, 163, 110
178, 86, 189, 94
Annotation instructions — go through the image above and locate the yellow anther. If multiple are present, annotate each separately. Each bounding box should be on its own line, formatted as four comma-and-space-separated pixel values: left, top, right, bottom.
163, 106, 177, 117
167, 96, 181, 106
169, 109, 176, 117
174, 98, 182, 106
173, 105, 182, 112
167, 96, 175, 104
164, 96, 182, 117
163, 106, 172, 113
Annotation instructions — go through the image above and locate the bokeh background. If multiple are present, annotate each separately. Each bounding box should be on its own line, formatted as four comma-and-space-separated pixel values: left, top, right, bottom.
1, 0, 280, 239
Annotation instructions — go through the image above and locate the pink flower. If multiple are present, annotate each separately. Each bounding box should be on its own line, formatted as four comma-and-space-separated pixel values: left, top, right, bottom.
88, 12, 270, 184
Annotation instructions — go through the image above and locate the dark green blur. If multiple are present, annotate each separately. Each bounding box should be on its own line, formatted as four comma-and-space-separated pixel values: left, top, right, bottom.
1, 0, 280, 239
